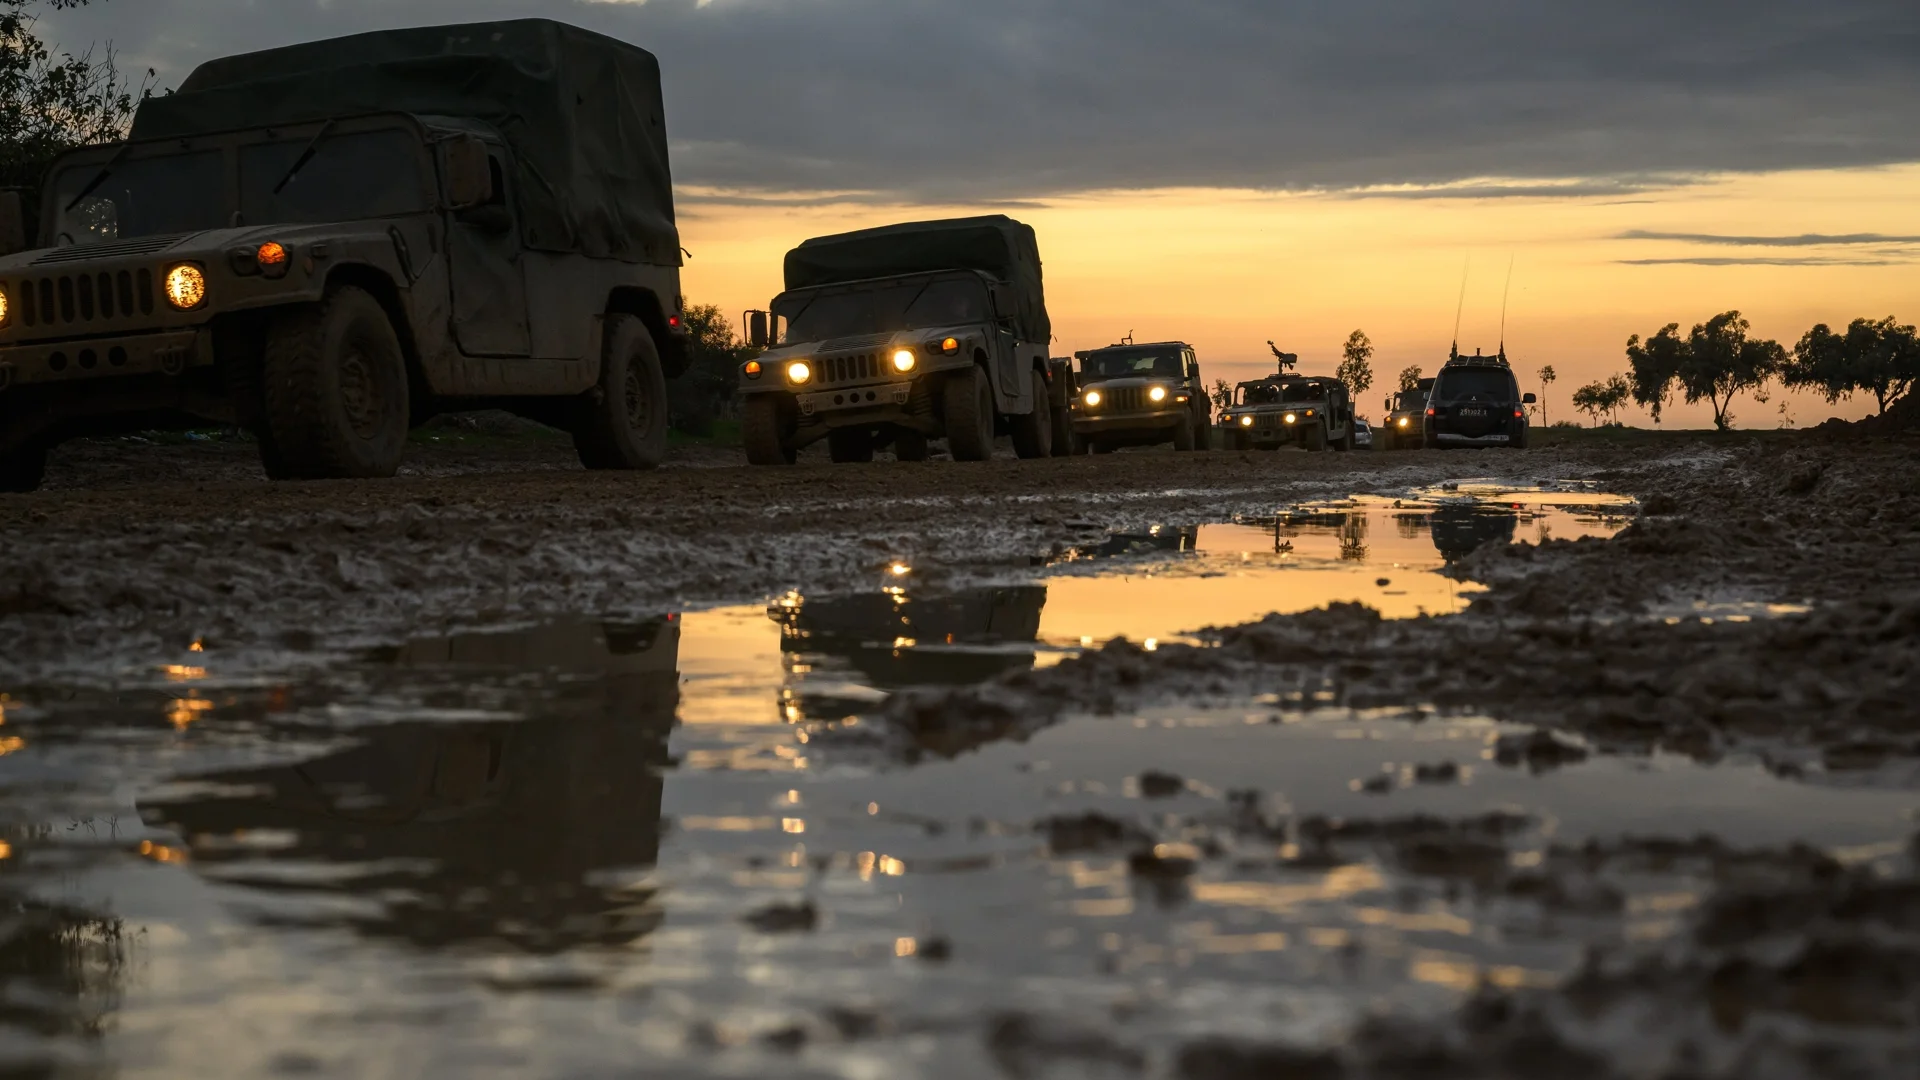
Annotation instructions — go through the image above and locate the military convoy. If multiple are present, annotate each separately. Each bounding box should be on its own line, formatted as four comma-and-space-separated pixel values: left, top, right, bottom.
1065, 340, 1211, 453
0, 20, 691, 491
1219, 371, 1358, 451
738, 216, 1064, 464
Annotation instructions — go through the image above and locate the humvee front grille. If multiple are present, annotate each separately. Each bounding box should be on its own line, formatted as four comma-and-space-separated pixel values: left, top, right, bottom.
1102, 387, 1148, 412
821, 352, 881, 385
12, 270, 156, 329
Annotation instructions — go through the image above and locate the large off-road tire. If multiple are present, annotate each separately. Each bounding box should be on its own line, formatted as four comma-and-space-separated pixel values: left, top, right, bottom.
1513, 424, 1530, 450
1011, 370, 1052, 459
944, 366, 995, 462
572, 315, 669, 471
0, 441, 47, 493
895, 429, 931, 462
1050, 405, 1074, 457
828, 428, 876, 464
1172, 414, 1196, 452
260, 286, 410, 480
1333, 424, 1354, 452
742, 396, 797, 465
1305, 424, 1328, 452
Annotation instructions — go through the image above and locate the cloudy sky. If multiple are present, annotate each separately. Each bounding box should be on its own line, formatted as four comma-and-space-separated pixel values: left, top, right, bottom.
42, 0, 1920, 424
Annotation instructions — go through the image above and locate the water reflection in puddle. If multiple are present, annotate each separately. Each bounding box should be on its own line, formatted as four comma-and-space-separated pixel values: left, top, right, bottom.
5, 483, 1910, 1078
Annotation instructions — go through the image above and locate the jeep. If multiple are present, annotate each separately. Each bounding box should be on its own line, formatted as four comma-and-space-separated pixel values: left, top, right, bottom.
1066, 341, 1210, 453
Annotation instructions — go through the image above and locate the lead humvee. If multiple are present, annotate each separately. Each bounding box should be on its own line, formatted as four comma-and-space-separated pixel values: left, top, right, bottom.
0, 20, 689, 491
738, 216, 1063, 465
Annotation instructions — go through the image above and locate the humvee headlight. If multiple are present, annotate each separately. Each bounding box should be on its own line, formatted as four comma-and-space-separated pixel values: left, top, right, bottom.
1083, 390, 1102, 407
1149, 386, 1168, 403
891, 349, 917, 373
744, 360, 763, 379
164, 264, 208, 310
0, 287, 9, 327
1239, 415, 1254, 428
1283, 412, 1298, 425
786, 360, 813, 385
1397, 418, 1409, 428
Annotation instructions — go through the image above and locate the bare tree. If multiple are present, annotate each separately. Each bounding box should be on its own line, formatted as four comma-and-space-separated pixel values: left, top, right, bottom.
1536, 364, 1556, 424
0, 1, 146, 227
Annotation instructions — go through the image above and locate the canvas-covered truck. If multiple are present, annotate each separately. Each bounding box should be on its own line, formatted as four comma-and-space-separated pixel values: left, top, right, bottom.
1066, 340, 1210, 453
0, 19, 689, 491
738, 216, 1062, 464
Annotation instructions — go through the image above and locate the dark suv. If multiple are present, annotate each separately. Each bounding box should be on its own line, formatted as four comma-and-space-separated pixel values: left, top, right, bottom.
1424, 352, 1535, 449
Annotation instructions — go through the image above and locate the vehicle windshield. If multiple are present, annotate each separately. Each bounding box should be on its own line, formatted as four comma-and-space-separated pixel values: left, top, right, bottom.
51, 151, 227, 245
1081, 347, 1184, 383
1436, 368, 1517, 401
239, 129, 427, 227
776, 276, 989, 342
1238, 383, 1281, 406
1394, 391, 1427, 411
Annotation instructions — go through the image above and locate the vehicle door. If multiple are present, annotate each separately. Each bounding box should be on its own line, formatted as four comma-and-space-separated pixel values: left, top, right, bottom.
988, 283, 1025, 406
444, 142, 532, 357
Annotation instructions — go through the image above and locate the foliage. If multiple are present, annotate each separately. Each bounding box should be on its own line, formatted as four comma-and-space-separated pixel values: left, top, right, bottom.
0, 1, 146, 229
1536, 364, 1556, 424
667, 304, 762, 435
1570, 375, 1630, 426
1209, 378, 1233, 416
1784, 316, 1919, 414
1626, 311, 1784, 431
1336, 329, 1374, 396
1396, 365, 1423, 394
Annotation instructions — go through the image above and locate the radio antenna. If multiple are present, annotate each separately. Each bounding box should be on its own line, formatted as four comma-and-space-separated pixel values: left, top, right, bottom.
1498, 255, 1514, 360
1450, 257, 1470, 362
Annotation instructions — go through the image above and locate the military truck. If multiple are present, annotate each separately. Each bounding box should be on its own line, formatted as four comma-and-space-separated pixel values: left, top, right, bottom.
1066, 340, 1210, 453
738, 216, 1062, 465
1377, 377, 1435, 451
0, 19, 689, 491
1219, 371, 1357, 451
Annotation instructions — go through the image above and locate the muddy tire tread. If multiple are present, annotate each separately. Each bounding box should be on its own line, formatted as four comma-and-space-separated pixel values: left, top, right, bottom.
945, 367, 994, 462
743, 396, 796, 466
261, 286, 409, 480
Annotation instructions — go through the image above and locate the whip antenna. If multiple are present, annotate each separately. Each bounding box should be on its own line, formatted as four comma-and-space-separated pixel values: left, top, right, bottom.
1498, 255, 1514, 359
1451, 257, 1470, 361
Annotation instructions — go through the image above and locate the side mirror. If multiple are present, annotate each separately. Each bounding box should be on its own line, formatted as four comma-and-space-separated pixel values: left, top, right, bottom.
746, 310, 769, 349
444, 136, 494, 210
0, 191, 27, 257
1523, 392, 1538, 404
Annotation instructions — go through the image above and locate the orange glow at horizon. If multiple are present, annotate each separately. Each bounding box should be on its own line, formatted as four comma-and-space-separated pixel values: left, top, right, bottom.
679, 165, 1920, 429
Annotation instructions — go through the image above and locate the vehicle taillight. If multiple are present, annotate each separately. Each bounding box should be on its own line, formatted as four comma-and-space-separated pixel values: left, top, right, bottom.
1426, 407, 1435, 417
1514, 408, 1524, 418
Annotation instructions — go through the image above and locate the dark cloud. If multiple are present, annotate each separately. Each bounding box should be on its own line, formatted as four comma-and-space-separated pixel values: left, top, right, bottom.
1616, 230, 1920, 247
1617, 257, 1910, 267
41, 0, 1920, 201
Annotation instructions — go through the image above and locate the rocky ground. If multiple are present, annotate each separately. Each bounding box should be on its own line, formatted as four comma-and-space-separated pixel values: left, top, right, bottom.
2, 416, 1917, 1077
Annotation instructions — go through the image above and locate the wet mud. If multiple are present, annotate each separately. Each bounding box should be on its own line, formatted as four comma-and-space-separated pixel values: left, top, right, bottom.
0, 428, 1916, 1077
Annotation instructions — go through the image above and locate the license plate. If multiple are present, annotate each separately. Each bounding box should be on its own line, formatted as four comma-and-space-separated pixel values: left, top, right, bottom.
1459, 407, 1486, 418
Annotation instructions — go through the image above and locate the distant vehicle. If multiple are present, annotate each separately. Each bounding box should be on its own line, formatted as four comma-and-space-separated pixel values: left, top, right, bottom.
0, 20, 691, 491
738, 215, 1061, 464
1425, 348, 1535, 449
1066, 340, 1210, 453
1378, 378, 1435, 451
1219, 371, 1357, 452
1353, 418, 1374, 450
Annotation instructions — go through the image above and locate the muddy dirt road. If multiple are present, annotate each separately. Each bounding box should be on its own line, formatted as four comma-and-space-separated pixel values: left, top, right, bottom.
0, 427, 1916, 1078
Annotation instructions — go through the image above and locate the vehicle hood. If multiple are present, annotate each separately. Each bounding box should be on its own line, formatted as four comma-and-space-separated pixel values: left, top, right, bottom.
0, 222, 398, 273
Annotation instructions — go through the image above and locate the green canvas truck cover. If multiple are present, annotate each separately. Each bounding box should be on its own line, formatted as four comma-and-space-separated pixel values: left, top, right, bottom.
784, 216, 1050, 342
129, 18, 677, 265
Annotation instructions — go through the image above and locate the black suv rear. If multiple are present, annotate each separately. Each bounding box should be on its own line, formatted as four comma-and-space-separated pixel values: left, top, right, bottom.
1424, 352, 1535, 449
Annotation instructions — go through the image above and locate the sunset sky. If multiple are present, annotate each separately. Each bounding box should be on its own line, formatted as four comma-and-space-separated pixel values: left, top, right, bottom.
46, 0, 1920, 428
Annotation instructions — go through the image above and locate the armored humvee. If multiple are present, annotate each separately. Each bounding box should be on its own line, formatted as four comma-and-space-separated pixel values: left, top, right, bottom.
1066, 340, 1209, 453
1220, 371, 1356, 451
738, 216, 1062, 464
0, 20, 690, 491
1378, 377, 1435, 451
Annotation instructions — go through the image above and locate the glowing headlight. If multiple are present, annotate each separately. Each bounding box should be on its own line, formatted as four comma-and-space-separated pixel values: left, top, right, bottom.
1239, 415, 1254, 428
164, 264, 208, 310
786, 360, 813, 385
891, 349, 916, 373
1397, 418, 1409, 428
1083, 390, 1102, 407
1149, 386, 1168, 403
0, 287, 9, 326
1283, 412, 1298, 425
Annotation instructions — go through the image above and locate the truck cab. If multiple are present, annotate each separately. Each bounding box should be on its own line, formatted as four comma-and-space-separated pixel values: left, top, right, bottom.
739, 216, 1060, 465
0, 19, 688, 491
1066, 341, 1209, 453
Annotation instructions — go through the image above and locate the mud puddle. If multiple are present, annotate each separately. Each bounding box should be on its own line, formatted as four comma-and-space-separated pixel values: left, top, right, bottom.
2, 482, 1913, 1077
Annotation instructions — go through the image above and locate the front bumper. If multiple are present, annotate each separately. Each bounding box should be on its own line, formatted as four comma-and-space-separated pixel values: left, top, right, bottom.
0, 328, 208, 389
1072, 409, 1185, 433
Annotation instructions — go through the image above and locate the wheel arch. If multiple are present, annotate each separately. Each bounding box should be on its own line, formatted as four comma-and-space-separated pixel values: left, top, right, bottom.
321, 262, 429, 417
